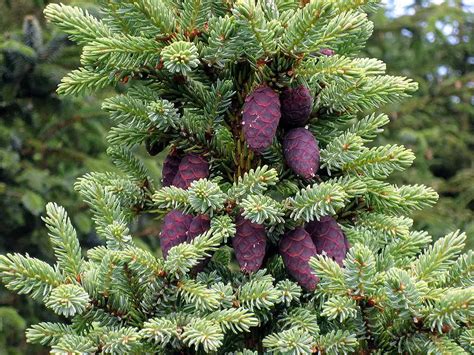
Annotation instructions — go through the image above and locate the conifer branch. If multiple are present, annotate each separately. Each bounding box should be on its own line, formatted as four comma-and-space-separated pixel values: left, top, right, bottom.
0, 254, 63, 301
414, 231, 466, 284
42, 203, 83, 280
44, 4, 112, 45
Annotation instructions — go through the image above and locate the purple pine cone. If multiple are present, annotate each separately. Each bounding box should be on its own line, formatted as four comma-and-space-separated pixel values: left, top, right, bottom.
306, 216, 350, 266
242, 85, 281, 152
187, 214, 211, 241
283, 128, 320, 179
159, 210, 192, 259
280, 85, 313, 127
279, 228, 319, 291
172, 153, 209, 189
162, 150, 182, 187
232, 214, 267, 273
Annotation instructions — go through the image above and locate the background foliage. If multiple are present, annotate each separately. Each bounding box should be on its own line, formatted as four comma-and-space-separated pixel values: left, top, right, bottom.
0, 1, 109, 353
366, 0, 474, 248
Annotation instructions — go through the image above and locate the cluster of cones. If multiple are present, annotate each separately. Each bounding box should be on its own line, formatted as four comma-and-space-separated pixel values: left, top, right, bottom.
242, 84, 320, 179
160, 205, 349, 291
280, 217, 350, 291
158, 151, 212, 272
154, 81, 349, 290
239, 83, 351, 290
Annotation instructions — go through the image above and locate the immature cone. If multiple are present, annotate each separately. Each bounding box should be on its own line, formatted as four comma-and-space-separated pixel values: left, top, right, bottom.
279, 228, 319, 291
232, 214, 267, 273
187, 214, 211, 241
162, 150, 182, 187
159, 210, 192, 258
283, 128, 320, 179
280, 85, 313, 127
187, 214, 211, 273
172, 153, 209, 189
242, 85, 281, 152
306, 216, 350, 266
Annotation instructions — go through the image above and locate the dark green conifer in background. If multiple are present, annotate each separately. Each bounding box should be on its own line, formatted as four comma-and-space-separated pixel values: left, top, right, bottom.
366, 0, 474, 246
0, 5, 111, 352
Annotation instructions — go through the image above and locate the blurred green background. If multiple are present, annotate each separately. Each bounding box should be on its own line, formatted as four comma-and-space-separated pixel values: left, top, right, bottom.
0, 0, 472, 353
366, 0, 473, 246
0, 1, 109, 353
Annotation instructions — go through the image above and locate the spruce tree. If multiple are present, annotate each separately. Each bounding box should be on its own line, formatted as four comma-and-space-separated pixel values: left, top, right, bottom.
0, 1, 473, 353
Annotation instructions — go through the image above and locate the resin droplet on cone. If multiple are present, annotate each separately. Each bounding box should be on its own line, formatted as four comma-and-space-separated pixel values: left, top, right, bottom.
172, 153, 209, 189
279, 227, 319, 291
232, 214, 267, 273
306, 216, 350, 266
242, 85, 281, 152
162, 150, 182, 187
283, 128, 320, 179
159, 210, 192, 258
280, 85, 313, 127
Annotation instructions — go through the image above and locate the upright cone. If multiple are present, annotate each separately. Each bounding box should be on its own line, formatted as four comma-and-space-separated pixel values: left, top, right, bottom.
283, 128, 320, 179
242, 85, 281, 152
159, 210, 192, 258
162, 150, 182, 187
187, 214, 211, 242
172, 153, 209, 189
279, 227, 319, 291
306, 216, 350, 266
232, 214, 267, 273
280, 85, 313, 127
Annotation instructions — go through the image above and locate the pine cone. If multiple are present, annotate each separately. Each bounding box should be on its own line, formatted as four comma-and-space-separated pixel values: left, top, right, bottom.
306, 216, 349, 266
283, 128, 320, 179
162, 150, 182, 187
172, 153, 209, 189
232, 214, 267, 273
159, 210, 192, 259
187, 214, 211, 241
187, 214, 212, 273
280, 85, 313, 127
242, 85, 281, 152
279, 227, 319, 291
